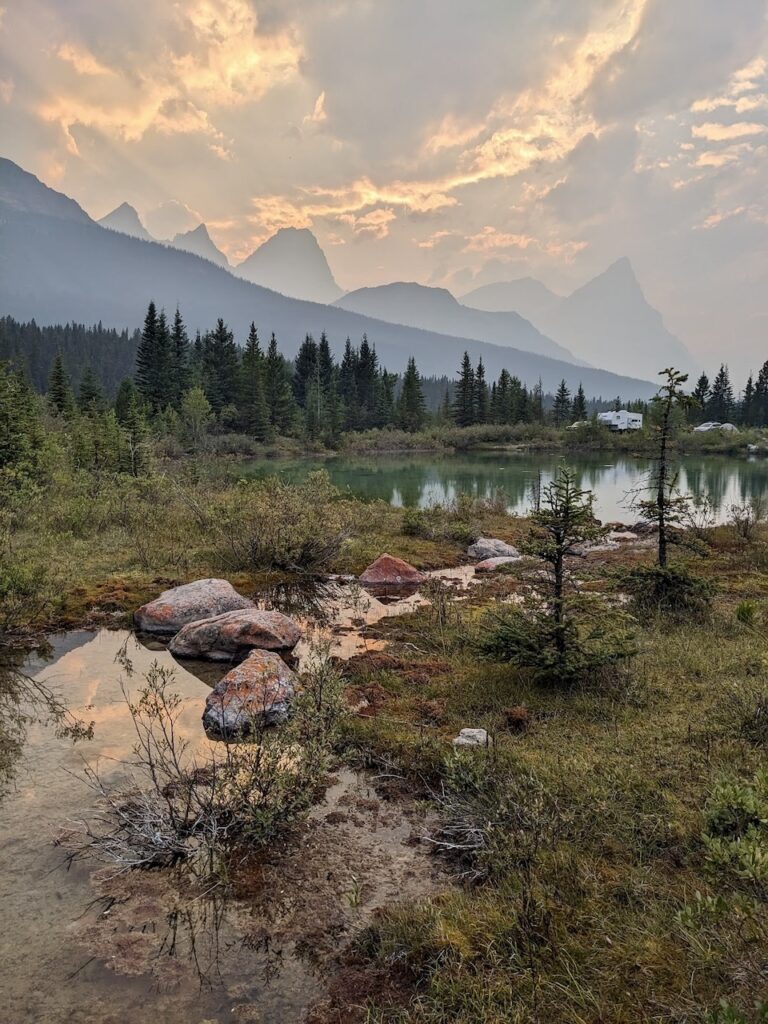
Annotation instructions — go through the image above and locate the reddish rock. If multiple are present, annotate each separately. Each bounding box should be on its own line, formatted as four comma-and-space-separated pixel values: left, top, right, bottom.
202, 649, 297, 737
474, 556, 519, 573
359, 554, 425, 586
135, 579, 253, 635
169, 608, 301, 660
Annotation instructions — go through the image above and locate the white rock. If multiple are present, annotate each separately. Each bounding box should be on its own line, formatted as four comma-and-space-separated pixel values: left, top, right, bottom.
467, 538, 520, 560
452, 728, 489, 747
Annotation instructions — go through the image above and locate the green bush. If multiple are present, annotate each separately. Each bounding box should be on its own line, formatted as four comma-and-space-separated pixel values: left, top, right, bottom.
212, 469, 359, 572
623, 563, 714, 618
703, 771, 768, 899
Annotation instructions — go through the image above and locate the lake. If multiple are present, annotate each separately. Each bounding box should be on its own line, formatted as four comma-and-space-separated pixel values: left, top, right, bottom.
241, 450, 768, 524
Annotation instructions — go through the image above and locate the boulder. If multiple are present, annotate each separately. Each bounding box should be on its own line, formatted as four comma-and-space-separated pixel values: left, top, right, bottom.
202, 650, 297, 737
467, 538, 519, 560
452, 728, 489, 748
135, 579, 253, 635
474, 556, 519, 573
169, 608, 302, 660
359, 554, 425, 586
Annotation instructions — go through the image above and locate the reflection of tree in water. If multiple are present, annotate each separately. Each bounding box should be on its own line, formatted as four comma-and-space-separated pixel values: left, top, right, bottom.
0, 645, 93, 801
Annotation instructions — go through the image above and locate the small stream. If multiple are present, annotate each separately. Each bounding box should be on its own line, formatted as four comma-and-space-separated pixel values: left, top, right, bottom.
0, 574, 467, 1023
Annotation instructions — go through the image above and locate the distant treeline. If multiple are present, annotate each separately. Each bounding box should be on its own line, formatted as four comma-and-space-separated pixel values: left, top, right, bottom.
2, 306, 648, 445
0, 317, 139, 396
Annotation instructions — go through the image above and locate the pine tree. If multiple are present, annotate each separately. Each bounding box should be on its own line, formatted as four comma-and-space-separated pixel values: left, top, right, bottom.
741, 374, 756, 426
115, 378, 140, 426
530, 379, 544, 423
397, 357, 427, 432
135, 301, 158, 406
691, 372, 711, 422
339, 339, 361, 429
571, 382, 587, 422
203, 318, 239, 414
77, 365, 105, 414
709, 364, 734, 422
474, 359, 489, 424
170, 307, 190, 409
264, 333, 296, 433
120, 390, 151, 477
375, 369, 397, 428
47, 353, 75, 417
0, 363, 45, 481
293, 334, 319, 408
356, 334, 378, 424
553, 379, 571, 426
239, 323, 270, 440
754, 362, 768, 426
453, 352, 475, 427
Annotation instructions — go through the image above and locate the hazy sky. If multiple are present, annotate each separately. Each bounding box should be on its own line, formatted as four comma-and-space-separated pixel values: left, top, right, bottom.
1, 0, 767, 376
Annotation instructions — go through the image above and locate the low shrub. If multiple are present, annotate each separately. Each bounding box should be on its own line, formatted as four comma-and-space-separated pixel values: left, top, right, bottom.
623, 563, 715, 618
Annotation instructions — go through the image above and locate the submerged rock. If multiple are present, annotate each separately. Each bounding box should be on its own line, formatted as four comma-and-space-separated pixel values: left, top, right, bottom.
135, 578, 253, 635
474, 556, 519, 573
452, 728, 489, 748
359, 554, 425, 586
467, 538, 519, 560
202, 649, 297, 737
169, 608, 302, 660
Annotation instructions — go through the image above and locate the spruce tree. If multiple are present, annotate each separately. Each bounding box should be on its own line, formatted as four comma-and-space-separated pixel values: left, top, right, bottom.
47, 353, 75, 417
571, 383, 587, 422
203, 319, 239, 414
115, 378, 139, 426
135, 301, 158, 407
339, 339, 361, 429
397, 357, 427, 432
709, 365, 734, 422
691, 372, 711, 422
293, 334, 319, 408
474, 359, 489, 424
77, 365, 105, 414
264, 333, 296, 433
553, 379, 572, 426
170, 307, 190, 409
741, 374, 756, 426
453, 352, 475, 427
239, 323, 270, 440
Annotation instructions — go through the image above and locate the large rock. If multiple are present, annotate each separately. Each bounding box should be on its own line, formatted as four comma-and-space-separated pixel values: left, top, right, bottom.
134, 578, 253, 635
467, 538, 520, 560
359, 554, 425, 586
474, 556, 519, 573
452, 728, 489, 748
169, 608, 302, 660
202, 650, 297, 737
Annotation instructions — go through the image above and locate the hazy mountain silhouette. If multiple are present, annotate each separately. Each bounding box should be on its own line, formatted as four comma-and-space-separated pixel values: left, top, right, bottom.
0, 158, 657, 397
170, 223, 229, 267
335, 281, 582, 364
98, 202, 154, 242
463, 258, 692, 379
237, 227, 342, 304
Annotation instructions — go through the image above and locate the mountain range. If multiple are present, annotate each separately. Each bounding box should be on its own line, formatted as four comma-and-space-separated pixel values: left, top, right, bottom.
335, 282, 581, 365
462, 260, 692, 380
171, 223, 229, 268
0, 157, 659, 398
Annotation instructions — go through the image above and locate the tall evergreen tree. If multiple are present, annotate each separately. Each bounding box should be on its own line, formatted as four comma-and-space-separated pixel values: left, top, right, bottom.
741, 373, 756, 426
77, 365, 105, 414
474, 359, 489, 424
47, 353, 75, 417
264, 333, 296, 433
202, 318, 239, 414
293, 334, 319, 408
709, 364, 734, 422
170, 307, 190, 409
691, 372, 711, 422
453, 352, 476, 427
397, 358, 427, 432
239, 323, 270, 440
571, 382, 587, 422
553, 379, 572, 426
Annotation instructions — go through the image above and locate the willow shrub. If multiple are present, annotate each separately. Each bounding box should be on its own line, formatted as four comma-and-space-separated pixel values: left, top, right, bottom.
211, 470, 359, 572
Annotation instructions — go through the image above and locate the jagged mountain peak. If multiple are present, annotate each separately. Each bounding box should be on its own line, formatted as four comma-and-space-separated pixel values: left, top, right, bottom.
236, 227, 342, 304
170, 222, 229, 267
98, 202, 153, 241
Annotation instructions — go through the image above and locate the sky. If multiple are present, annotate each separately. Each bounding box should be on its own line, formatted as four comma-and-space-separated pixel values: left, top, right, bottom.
1, 0, 767, 378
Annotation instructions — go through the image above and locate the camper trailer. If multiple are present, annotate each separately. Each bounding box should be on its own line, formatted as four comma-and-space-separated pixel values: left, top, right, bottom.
597, 410, 643, 432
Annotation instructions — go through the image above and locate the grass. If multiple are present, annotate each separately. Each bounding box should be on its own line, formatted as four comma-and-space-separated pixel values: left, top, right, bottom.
6, 438, 768, 1022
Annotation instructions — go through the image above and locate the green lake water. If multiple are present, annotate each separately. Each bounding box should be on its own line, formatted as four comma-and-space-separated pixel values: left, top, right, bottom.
241, 450, 768, 523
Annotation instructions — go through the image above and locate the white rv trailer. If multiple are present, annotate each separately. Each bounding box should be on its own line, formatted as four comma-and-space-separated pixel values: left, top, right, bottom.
597, 410, 643, 432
